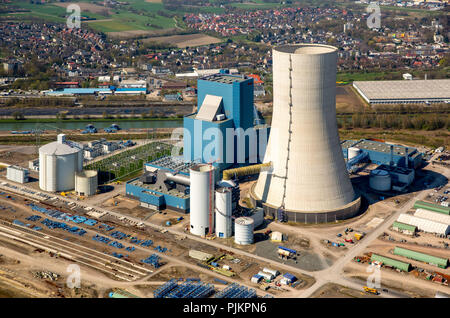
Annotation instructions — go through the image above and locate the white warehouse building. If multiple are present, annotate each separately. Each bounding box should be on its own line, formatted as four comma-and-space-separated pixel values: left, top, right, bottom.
414, 209, 450, 225
6, 165, 29, 184
39, 134, 83, 192
397, 213, 450, 236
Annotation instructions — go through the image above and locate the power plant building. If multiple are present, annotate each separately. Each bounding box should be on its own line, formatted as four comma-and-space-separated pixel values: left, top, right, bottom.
341, 139, 422, 169
251, 44, 361, 223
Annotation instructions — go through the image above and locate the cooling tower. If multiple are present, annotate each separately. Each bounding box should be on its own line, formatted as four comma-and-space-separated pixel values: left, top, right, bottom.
251, 44, 360, 223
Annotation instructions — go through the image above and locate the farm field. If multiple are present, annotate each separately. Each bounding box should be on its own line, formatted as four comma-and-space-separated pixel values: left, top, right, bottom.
143, 33, 223, 48
7, 1, 177, 33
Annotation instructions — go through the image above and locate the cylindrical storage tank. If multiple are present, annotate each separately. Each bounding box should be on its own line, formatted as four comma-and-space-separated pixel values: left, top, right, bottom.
75, 170, 98, 196
347, 147, 361, 160
189, 164, 215, 236
39, 138, 83, 192
234, 217, 254, 245
249, 207, 264, 229
215, 188, 232, 238
369, 169, 391, 191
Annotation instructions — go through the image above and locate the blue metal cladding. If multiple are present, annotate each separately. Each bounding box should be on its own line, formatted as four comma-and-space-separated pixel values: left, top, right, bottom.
126, 180, 189, 211
196, 76, 254, 131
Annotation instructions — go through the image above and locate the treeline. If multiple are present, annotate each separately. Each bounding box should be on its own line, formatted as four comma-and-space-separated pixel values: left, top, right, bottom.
339, 113, 450, 131
1, 97, 75, 108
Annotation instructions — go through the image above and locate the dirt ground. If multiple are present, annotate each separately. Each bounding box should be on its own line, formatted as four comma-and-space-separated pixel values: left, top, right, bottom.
310, 283, 377, 298
143, 33, 223, 48
54, 2, 112, 15
336, 85, 367, 112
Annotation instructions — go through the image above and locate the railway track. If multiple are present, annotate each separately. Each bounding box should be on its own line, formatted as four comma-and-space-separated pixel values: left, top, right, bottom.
0, 221, 153, 282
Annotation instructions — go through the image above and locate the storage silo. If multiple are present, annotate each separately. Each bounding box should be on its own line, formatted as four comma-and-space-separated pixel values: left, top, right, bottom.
189, 164, 215, 236
75, 170, 98, 196
39, 134, 83, 192
251, 44, 360, 223
215, 188, 232, 238
347, 147, 361, 160
234, 217, 254, 245
369, 169, 391, 191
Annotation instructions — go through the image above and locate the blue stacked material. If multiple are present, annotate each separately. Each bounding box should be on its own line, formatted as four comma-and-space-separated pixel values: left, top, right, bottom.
84, 219, 97, 226
78, 229, 87, 236
214, 283, 256, 298
130, 237, 143, 244
153, 279, 178, 298
112, 252, 123, 259
69, 226, 79, 233
125, 246, 135, 252
140, 240, 153, 247
154, 245, 167, 253
26, 215, 41, 222
214, 278, 228, 285
99, 223, 115, 231
41, 218, 71, 231
110, 231, 128, 240
186, 278, 200, 282
32, 226, 42, 231
165, 281, 215, 299
72, 216, 87, 224
92, 234, 111, 244
141, 254, 162, 268
109, 241, 124, 249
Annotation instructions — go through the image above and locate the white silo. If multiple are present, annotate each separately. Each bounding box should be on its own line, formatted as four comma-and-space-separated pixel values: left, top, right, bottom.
252, 44, 360, 223
234, 217, 254, 245
189, 164, 215, 236
215, 188, 232, 238
75, 170, 98, 196
369, 169, 391, 191
347, 147, 361, 160
39, 134, 83, 192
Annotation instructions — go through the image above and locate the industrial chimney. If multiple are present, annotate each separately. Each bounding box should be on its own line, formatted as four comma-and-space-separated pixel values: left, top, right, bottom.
251, 44, 360, 223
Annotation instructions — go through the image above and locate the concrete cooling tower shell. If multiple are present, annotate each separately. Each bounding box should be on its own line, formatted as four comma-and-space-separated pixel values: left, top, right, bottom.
251, 44, 360, 223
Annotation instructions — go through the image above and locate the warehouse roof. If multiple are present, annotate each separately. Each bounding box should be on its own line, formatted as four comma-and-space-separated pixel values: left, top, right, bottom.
393, 246, 448, 268
414, 200, 450, 215
353, 79, 450, 101
414, 209, 450, 225
371, 253, 411, 272
397, 213, 450, 235
392, 221, 417, 232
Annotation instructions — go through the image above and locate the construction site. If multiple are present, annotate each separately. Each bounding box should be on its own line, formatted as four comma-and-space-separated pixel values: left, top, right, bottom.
0, 44, 449, 299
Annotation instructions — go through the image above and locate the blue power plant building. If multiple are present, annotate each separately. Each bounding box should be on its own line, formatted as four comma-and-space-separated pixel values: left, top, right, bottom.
183, 73, 261, 173
126, 73, 266, 213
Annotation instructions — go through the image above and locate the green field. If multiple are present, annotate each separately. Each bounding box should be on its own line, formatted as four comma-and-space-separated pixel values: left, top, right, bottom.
6, 1, 177, 33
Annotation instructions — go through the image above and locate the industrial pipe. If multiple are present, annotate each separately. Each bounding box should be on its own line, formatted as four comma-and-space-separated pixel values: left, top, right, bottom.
222, 162, 272, 181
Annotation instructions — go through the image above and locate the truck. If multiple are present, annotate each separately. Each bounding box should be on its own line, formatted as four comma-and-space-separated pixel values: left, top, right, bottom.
363, 286, 379, 295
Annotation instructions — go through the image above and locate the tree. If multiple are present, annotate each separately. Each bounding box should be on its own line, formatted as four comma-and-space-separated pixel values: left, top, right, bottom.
12, 111, 25, 120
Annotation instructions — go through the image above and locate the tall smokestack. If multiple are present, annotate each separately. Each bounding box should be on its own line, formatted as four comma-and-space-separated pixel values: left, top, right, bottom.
251, 44, 360, 223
